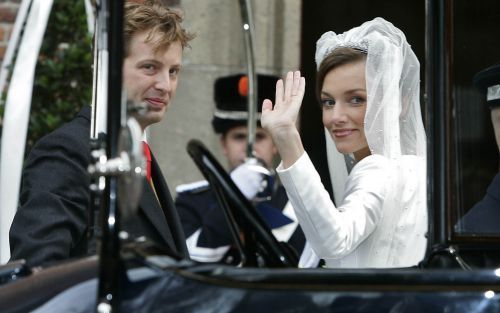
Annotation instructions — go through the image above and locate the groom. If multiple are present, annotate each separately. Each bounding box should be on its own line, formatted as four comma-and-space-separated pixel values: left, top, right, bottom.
9, 0, 194, 267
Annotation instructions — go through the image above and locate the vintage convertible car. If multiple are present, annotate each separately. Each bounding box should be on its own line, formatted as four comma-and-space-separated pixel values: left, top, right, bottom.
0, 0, 499, 312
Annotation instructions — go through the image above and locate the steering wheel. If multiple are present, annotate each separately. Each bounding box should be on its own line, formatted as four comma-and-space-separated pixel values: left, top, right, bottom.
187, 139, 298, 268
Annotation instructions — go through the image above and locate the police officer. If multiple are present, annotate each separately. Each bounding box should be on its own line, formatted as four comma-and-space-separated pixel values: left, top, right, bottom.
175, 73, 306, 264
460, 64, 500, 234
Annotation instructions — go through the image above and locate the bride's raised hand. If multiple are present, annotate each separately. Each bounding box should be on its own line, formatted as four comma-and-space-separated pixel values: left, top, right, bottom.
261, 71, 305, 137
261, 71, 306, 167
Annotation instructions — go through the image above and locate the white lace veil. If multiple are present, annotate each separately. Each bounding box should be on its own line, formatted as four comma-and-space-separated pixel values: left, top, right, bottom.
315, 17, 426, 205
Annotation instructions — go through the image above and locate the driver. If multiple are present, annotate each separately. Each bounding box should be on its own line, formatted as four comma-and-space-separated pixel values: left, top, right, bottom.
175, 74, 308, 265
459, 63, 500, 233
9, 0, 195, 267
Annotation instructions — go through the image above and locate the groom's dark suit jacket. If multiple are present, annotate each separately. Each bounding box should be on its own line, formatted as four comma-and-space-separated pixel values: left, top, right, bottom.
9, 105, 187, 267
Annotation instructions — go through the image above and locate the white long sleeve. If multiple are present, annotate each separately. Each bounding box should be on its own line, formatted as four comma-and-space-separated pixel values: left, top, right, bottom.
277, 152, 427, 268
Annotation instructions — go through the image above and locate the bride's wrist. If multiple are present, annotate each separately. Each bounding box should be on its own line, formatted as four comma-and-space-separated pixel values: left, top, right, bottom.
271, 127, 304, 168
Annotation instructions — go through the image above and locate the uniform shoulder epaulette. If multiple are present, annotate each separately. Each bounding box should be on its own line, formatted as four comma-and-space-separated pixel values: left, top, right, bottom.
175, 180, 210, 194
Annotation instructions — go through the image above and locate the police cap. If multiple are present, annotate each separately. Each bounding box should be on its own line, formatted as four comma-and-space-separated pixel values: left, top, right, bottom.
473, 64, 500, 108
212, 73, 280, 134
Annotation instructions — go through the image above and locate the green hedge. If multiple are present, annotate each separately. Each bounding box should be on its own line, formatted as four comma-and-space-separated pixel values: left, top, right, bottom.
0, 0, 92, 155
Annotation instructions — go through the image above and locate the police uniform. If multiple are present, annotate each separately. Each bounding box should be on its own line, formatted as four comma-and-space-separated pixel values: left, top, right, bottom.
176, 180, 305, 263
175, 73, 307, 264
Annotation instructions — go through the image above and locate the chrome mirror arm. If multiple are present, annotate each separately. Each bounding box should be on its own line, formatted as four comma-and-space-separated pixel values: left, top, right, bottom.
238, 0, 258, 159
88, 117, 145, 219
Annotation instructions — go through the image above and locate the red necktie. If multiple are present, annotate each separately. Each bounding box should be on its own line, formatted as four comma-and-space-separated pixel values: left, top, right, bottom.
142, 141, 152, 182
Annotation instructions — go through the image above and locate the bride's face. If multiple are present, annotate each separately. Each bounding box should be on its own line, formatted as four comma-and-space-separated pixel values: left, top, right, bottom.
320, 60, 370, 161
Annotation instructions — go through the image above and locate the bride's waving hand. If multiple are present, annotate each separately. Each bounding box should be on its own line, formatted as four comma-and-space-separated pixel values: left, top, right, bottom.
261, 71, 306, 168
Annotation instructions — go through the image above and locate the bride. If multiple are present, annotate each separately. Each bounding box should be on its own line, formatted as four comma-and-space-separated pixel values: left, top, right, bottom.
261, 17, 427, 268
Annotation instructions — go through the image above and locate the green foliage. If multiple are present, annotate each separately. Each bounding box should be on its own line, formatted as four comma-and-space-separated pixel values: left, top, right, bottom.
0, 0, 92, 154
27, 0, 92, 151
